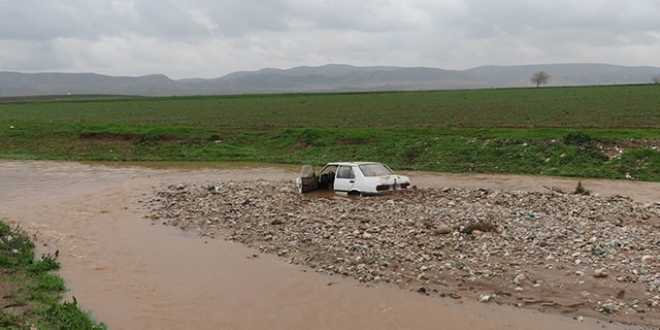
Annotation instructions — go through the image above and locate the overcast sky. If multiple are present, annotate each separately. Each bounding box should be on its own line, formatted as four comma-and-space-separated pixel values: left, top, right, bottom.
1, 0, 659, 79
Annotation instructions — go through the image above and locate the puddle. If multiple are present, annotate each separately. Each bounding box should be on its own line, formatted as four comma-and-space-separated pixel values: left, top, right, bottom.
0, 160, 653, 329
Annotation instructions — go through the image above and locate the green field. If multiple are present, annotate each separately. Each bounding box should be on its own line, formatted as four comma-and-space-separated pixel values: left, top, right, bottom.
2, 85, 659, 128
1, 85, 660, 181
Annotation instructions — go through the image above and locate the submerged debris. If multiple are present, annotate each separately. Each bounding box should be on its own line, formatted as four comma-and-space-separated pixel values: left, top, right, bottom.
143, 180, 660, 324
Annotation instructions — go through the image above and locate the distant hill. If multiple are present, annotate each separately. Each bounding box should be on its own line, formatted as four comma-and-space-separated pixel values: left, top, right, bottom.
1, 63, 659, 97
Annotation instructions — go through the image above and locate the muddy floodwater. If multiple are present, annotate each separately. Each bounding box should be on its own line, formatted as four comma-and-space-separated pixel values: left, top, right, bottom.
1, 160, 657, 330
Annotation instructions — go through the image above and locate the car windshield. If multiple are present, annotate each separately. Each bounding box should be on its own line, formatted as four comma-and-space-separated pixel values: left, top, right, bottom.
359, 164, 394, 177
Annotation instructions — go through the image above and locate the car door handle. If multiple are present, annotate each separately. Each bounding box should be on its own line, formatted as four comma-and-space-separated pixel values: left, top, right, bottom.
349, 180, 355, 183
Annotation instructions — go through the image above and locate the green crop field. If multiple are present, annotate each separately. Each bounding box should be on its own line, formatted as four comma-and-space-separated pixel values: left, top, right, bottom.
1, 84, 659, 129
1, 84, 660, 181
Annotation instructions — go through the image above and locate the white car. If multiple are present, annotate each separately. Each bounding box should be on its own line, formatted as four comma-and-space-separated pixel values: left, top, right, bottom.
296, 162, 411, 195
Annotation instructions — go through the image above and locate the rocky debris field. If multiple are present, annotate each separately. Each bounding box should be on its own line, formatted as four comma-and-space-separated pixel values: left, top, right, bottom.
143, 180, 660, 328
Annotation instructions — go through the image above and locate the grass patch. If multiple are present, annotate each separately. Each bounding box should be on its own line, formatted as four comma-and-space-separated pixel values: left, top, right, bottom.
0, 221, 105, 329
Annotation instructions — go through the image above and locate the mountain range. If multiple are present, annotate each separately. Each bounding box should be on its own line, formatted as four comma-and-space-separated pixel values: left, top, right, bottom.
1, 63, 659, 97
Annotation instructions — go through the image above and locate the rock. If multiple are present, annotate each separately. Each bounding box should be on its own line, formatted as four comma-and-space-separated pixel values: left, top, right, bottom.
641, 255, 655, 264
600, 303, 617, 314
616, 290, 625, 299
434, 225, 452, 235
592, 248, 607, 256
513, 274, 525, 285
594, 269, 608, 278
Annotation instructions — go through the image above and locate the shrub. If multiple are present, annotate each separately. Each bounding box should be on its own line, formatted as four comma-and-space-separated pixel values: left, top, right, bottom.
563, 131, 592, 146
299, 129, 326, 147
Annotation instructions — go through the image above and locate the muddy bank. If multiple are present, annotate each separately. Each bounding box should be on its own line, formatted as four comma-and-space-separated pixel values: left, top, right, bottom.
145, 179, 660, 328
1, 160, 657, 329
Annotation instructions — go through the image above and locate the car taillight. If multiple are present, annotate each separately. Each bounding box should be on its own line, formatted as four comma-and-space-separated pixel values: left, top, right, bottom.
376, 184, 390, 191
400, 183, 410, 189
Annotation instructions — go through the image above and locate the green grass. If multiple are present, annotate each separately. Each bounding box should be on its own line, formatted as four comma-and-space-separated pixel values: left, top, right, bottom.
1, 85, 660, 181
0, 221, 106, 330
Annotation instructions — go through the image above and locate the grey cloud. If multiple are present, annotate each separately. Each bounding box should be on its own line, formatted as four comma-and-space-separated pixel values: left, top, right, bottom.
0, 1, 135, 40
0, 0, 658, 78
122, 0, 295, 38
460, 0, 659, 40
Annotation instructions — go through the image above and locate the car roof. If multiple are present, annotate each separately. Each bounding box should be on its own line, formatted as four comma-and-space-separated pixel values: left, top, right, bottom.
324, 162, 384, 166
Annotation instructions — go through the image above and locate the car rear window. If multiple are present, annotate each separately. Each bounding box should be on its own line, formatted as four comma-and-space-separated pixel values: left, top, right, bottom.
359, 164, 393, 176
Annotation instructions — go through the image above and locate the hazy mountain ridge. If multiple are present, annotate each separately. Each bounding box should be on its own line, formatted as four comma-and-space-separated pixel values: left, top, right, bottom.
1, 63, 659, 97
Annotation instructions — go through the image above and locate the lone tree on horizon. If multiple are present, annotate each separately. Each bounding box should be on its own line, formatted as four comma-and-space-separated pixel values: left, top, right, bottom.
531, 71, 550, 87
653, 75, 660, 84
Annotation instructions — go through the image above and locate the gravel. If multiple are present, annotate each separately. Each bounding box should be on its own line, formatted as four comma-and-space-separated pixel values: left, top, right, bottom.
143, 179, 660, 327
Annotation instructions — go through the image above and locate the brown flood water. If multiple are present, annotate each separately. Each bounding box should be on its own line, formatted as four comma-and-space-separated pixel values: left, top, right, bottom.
1, 160, 657, 330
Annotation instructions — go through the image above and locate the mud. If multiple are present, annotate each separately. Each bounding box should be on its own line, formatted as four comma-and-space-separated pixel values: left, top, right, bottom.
1, 160, 657, 330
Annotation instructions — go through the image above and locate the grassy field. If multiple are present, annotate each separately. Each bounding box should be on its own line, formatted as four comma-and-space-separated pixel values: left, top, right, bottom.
0, 221, 106, 329
1, 85, 660, 181
1, 85, 659, 128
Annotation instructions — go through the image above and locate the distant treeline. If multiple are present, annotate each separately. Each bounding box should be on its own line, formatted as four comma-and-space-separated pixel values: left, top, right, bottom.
0, 94, 138, 102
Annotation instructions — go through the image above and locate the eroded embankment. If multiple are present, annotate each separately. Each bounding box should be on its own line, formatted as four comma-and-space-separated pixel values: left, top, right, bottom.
145, 180, 660, 327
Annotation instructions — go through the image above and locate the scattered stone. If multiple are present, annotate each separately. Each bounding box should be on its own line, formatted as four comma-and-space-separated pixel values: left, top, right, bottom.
592, 248, 607, 256
143, 179, 660, 325
513, 274, 525, 285
594, 269, 608, 278
641, 255, 655, 264
616, 290, 625, 299
600, 303, 617, 315
435, 225, 452, 235
270, 218, 283, 225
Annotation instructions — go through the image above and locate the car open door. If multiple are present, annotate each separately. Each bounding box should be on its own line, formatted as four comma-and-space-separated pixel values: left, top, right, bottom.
297, 165, 318, 193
